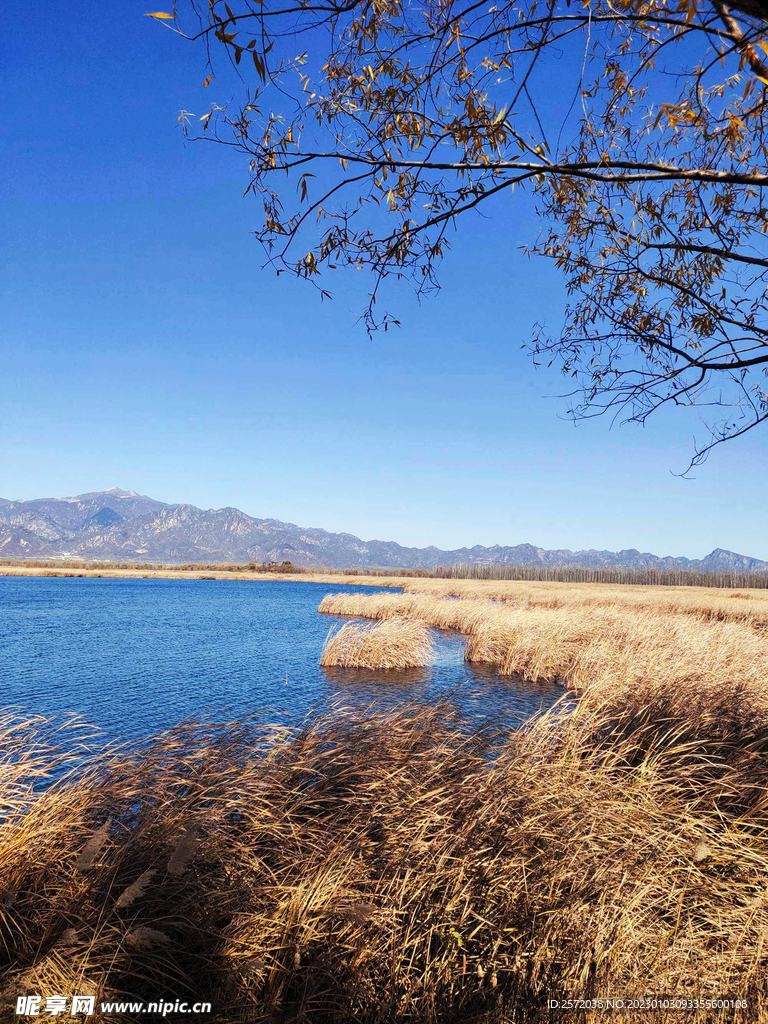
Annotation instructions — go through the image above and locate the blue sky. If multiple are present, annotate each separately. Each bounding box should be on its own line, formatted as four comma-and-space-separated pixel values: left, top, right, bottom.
2, 1, 766, 558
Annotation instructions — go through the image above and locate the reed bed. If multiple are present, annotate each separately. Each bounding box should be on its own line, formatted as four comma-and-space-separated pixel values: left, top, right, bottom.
319, 591, 768, 696
465, 604, 768, 694
319, 616, 434, 669
1, 689, 767, 1022
397, 577, 768, 630
318, 590, 493, 634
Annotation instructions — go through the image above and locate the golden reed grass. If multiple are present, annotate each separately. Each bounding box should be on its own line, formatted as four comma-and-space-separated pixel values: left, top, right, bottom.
317, 575, 768, 632
2, 690, 768, 1021
396, 577, 768, 629
4, 579, 767, 1018
319, 617, 434, 669
318, 589, 768, 696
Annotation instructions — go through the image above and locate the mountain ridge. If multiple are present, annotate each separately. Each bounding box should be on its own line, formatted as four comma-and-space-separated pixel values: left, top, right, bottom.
0, 488, 765, 572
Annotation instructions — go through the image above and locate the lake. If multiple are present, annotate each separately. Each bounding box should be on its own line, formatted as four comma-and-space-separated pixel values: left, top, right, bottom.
0, 576, 567, 740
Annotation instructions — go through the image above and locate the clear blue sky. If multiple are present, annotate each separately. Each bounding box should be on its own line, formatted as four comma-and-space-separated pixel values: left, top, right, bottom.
2, 1, 766, 558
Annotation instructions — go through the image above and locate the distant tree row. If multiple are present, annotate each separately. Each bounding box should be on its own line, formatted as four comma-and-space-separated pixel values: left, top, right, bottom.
436, 564, 768, 589
1, 559, 308, 574
6, 558, 768, 588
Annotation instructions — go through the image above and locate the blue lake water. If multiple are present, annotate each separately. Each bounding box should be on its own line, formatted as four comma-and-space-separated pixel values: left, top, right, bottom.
0, 577, 567, 740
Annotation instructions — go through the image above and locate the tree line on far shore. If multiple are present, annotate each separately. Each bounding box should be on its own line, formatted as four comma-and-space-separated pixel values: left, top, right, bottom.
4, 558, 768, 589
435, 563, 768, 589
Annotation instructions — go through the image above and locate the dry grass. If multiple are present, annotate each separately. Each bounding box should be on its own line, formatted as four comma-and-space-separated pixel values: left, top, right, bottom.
5, 576, 767, 1019
319, 617, 434, 669
464, 604, 768, 694
7, 576, 768, 1018
1, 689, 767, 1022
319, 590, 492, 634
398, 577, 768, 629
318, 590, 768, 697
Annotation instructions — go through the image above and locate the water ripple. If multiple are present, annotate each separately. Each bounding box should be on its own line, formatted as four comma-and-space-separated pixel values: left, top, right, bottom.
0, 577, 568, 740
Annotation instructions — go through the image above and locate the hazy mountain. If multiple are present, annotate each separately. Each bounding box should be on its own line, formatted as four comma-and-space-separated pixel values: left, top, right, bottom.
14, 487, 167, 523
0, 487, 765, 572
0, 525, 55, 557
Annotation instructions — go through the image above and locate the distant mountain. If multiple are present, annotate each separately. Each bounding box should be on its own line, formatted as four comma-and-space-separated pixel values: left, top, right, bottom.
80, 507, 124, 531
0, 525, 55, 558
0, 487, 765, 572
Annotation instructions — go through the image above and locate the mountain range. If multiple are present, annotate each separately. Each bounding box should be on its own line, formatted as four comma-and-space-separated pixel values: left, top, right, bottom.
0, 487, 766, 573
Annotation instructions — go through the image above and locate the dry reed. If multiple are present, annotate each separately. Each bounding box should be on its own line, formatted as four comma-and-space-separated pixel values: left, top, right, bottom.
5, 581, 768, 1018
319, 589, 768, 697
1, 690, 767, 1021
319, 616, 434, 669
397, 576, 768, 629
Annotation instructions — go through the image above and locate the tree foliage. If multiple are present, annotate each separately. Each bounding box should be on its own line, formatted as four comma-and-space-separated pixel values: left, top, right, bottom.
156, 0, 768, 463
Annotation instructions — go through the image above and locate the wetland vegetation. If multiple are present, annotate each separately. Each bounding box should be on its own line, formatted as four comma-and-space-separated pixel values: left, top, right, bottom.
3, 577, 768, 1019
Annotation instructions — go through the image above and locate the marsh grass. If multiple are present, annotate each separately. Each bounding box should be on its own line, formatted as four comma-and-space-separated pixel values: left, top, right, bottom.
5, 580, 768, 1019
319, 591, 768, 695
319, 616, 435, 669
1, 689, 767, 1022
398, 577, 768, 630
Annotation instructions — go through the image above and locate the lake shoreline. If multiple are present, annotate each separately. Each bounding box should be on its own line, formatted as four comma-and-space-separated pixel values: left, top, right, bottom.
0, 565, 406, 585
